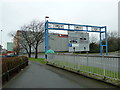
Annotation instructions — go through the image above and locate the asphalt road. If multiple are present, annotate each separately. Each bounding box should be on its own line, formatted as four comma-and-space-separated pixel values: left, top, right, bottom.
2, 61, 118, 88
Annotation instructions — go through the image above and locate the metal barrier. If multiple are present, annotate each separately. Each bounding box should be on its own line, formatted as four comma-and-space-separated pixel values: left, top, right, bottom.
47, 53, 120, 80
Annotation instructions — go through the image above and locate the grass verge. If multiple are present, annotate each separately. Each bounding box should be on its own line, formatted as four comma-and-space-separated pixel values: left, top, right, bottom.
47, 61, 120, 87
49, 60, 120, 79
29, 58, 46, 64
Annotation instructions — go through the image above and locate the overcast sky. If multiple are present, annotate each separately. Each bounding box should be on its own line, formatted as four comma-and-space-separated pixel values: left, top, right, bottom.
0, 0, 119, 49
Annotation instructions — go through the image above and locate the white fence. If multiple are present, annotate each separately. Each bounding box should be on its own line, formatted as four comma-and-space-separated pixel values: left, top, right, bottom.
47, 53, 120, 80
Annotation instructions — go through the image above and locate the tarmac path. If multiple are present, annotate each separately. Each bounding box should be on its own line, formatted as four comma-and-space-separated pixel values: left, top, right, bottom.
2, 61, 118, 88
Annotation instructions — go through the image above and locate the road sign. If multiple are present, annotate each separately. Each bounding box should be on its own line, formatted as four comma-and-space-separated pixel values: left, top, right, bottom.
68, 43, 72, 47
91, 27, 100, 31
74, 26, 83, 30
72, 43, 79, 47
53, 24, 64, 29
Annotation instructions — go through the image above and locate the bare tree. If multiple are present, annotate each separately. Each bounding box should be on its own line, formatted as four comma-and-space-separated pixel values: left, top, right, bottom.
0, 45, 2, 50
11, 30, 33, 57
27, 20, 44, 58
11, 20, 44, 58
0, 45, 2, 53
90, 33, 98, 43
102, 31, 119, 52
20, 26, 35, 58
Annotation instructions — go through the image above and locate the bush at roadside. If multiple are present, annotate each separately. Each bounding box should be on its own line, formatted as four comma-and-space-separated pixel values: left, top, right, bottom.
2, 56, 28, 74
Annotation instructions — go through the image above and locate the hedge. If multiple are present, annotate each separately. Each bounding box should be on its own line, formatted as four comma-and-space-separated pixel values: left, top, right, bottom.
1, 56, 28, 85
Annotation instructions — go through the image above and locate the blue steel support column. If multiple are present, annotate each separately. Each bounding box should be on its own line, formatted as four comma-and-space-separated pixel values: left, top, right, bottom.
45, 20, 49, 53
68, 25, 70, 30
100, 28, 102, 56
44, 21, 46, 53
86, 26, 88, 32
68, 25, 70, 49
105, 26, 108, 55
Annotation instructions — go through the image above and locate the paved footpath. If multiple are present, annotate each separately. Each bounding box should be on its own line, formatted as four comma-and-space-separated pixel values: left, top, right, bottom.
2, 61, 118, 88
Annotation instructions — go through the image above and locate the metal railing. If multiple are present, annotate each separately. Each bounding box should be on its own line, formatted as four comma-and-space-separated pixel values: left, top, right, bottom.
47, 53, 120, 80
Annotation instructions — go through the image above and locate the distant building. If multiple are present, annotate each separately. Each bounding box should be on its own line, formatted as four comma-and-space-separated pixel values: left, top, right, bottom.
7, 42, 13, 51
38, 32, 89, 52
68, 31, 89, 52
38, 33, 68, 52
13, 30, 27, 53
14, 30, 68, 53
14, 30, 89, 53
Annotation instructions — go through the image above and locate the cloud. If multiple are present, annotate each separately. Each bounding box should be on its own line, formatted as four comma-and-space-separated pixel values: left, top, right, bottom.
0, 0, 119, 49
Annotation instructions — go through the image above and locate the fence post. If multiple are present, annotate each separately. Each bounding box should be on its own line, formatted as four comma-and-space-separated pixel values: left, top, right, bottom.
103, 56, 106, 80
7, 71, 9, 81
86, 52, 88, 72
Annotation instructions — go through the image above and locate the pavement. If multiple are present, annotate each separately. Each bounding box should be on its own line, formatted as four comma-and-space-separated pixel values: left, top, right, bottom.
2, 61, 118, 88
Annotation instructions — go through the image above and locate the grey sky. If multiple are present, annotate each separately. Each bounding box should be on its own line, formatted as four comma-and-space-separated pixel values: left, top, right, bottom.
0, 0, 119, 49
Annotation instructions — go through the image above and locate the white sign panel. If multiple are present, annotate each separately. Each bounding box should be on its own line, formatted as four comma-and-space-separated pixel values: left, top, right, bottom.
72, 43, 79, 47
53, 24, 64, 29
91, 27, 100, 31
74, 26, 83, 30
48, 24, 53, 28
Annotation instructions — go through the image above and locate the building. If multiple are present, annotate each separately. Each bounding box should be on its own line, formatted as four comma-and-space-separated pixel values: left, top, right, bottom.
38, 33, 68, 52
13, 30, 20, 51
14, 30, 69, 53
39, 32, 89, 52
14, 30, 89, 53
7, 42, 13, 51
68, 31, 89, 52
13, 30, 27, 54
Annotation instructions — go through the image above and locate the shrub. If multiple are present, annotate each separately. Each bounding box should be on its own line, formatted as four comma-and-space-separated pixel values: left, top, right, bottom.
2, 56, 28, 74
89, 42, 100, 53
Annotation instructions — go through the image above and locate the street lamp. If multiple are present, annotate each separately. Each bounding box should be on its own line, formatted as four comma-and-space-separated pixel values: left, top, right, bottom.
45, 16, 49, 21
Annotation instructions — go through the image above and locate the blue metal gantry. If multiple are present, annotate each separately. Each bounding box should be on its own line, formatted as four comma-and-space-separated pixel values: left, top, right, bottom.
44, 20, 108, 56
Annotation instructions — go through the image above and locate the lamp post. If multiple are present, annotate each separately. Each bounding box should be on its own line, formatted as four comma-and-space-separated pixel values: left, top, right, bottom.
45, 16, 49, 21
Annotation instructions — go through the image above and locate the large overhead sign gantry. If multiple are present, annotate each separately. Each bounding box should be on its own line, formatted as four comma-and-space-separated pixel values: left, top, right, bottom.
45, 20, 108, 56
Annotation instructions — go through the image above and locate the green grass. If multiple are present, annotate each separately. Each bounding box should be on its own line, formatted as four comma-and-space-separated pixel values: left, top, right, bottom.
29, 58, 47, 64
48, 60, 120, 79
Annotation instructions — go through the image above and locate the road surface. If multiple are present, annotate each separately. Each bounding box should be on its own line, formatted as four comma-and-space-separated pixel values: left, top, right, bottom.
2, 61, 118, 88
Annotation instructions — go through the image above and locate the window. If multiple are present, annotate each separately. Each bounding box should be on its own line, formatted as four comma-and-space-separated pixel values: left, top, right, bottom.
70, 40, 77, 43
84, 47, 86, 50
72, 40, 77, 43
80, 38, 82, 40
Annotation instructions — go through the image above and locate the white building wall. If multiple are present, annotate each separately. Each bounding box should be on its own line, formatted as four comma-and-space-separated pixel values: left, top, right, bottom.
68, 31, 89, 52
38, 33, 68, 52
